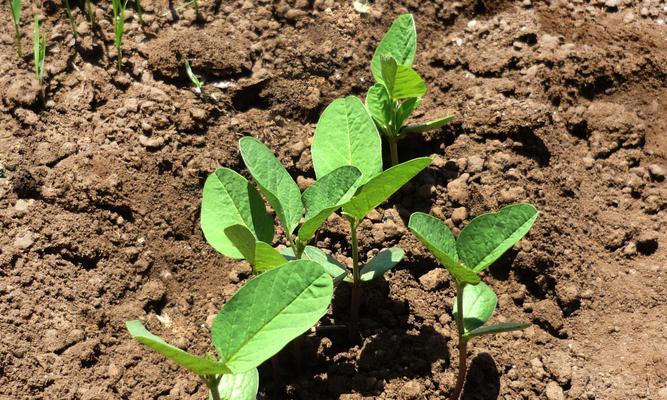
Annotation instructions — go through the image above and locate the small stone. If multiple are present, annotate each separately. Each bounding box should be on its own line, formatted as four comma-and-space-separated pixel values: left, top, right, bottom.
451, 207, 468, 224
543, 351, 573, 385
648, 164, 665, 181
621, 242, 637, 257
467, 155, 484, 173
582, 157, 595, 169
604, 0, 619, 8
500, 186, 526, 203
14, 199, 32, 215
182, 8, 197, 22
623, 12, 635, 23
640, 7, 649, 17
447, 174, 470, 204
419, 269, 447, 291
139, 135, 165, 149
14, 231, 34, 249
398, 379, 422, 400
296, 175, 314, 191
285, 8, 307, 19
545, 381, 564, 400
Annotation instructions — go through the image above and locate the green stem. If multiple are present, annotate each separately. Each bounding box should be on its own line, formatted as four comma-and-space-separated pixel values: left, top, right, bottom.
348, 217, 361, 342
389, 136, 399, 167
293, 238, 305, 259
204, 375, 221, 400
451, 282, 467, 400
117, 47, 122, 70
135, 0, 144, 24
14, 25, 22, 57
85, 0, 96, 28
63, 0, 79, 38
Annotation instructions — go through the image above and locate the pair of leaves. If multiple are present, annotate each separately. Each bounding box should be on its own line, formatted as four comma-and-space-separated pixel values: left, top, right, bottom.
127, 260, 333, 378
453, 282, 530, 341
408, 203, 538, 283
379, 56, 426, 100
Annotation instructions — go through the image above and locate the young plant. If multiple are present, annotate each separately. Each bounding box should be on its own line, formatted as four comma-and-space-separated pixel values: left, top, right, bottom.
63, 0, 79, 38
408, 203, 538, 400
192, 0, 200, 20
10, 0, 22, 57
134, 0, 144, 24
33, 15, 46, 106
112, 0, 127, 70
127, 260, 333, 400
366, 14, 455, 166
311, 95, 433, 340
184, 59, 204, 94
84, 0, 96, 28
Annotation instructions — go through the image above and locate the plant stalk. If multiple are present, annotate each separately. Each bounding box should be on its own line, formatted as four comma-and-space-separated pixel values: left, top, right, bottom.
349, 218, 361, 342
451, 282, 467, 400
389, 136, 399, 166
63, 0, 79, 38
117, 48, 122, 70
204, 375, 221, 400
14, 25, 22, 57
85, 0, 96, 28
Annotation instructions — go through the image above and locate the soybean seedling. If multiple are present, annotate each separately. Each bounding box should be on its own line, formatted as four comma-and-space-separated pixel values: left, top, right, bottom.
408, 203, 538, 400
127, 260, 333, 400
10, 0, 22, 57
112, 0, 127, 70
33, 15, 46, 106
184, 59, 204, 93
63, 0, 79, 38
366, 14, 455, 166
311, 95, 433, 340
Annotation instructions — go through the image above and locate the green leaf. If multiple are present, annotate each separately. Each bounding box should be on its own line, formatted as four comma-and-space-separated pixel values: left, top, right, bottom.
211, 368, 259, 400
463, 322, 531, 340
224, 225, 287, 273
211, 260, 333, 373
408, 212, 480, 284
201, 168, 274, 259
312, 96, 382, 186
365, 83, 393, 132
344, 248, 404, 282
395, 97, 421, 128
11, 0, 21, 25
457, 203, 538, 273
301, 246, 348, 284
380, 56, 426, 100
453, 282, 497, 333
126, 320, 230, 376
400, 114, 455, 135
298, 166, 362, 242
239, 137, 303, 236
371, 14, 417, 82
343, 157, 432, 220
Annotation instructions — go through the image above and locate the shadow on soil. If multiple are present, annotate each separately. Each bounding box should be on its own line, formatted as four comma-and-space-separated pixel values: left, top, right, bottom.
462, 352, 501, 400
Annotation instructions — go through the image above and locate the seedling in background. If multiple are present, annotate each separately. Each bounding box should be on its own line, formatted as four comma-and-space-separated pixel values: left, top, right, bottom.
134, 0, 144, 24
366, 14, 455, 166
311, 95, 433, 340
184, 59, 204, 93
63, 0, 79, 38
10, 0, 21, 57
112, 0, 127, 70
408, 203, 538, 400
127, 260, 333, 400
84, 0, 95, 28
33, 15, 46, 106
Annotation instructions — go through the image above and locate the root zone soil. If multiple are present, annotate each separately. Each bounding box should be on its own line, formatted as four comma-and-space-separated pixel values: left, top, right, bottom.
1, 0, 666, 399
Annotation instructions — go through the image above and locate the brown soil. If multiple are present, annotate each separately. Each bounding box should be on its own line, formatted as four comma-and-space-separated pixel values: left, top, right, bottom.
1, 0, 666, 399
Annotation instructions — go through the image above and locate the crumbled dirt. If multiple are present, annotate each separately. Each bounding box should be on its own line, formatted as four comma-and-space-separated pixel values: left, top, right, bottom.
1, 0, 666, 399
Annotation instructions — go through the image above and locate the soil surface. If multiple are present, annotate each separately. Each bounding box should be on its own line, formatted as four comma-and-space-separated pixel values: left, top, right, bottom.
1, 0, 666, 399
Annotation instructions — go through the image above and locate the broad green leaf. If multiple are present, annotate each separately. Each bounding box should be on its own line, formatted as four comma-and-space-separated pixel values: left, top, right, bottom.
401, 114, 455, 135
365, 83, 393, 132
343, 157, 432, 220
408, 212, 480, 284
344, 248, 404, 282
298, 166, 362, 242
224, 225, 287, 273
126, 320, 230, 376
312, 96, 382, 186
371, 14, 417, 82
301, 246, 348, 284
457, 203, 538, 273
211, 260, 333, 373
211, 368, 259, 400
395, 97, 421, 128
201, 168, 274, 259
380, 56, 426, 100
239, 137, 303, 235
463, 322, 531, 341
453, 282, 497, 333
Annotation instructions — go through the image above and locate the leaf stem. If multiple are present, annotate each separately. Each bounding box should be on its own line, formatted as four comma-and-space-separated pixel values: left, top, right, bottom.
204, 375, 221, 400
63, 0, 79, 38
451, 282, 467, 400
14, 25, 22, 57
388, 136, 399, 167
348, 217, 361, 342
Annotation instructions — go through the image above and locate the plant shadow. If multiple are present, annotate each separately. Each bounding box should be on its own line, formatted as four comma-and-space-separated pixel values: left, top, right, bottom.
462, 352, 500, 400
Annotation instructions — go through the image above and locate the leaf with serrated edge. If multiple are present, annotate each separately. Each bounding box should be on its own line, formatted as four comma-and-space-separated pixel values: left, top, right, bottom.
457, 203, 538, 273
301, 246, 348, 284
224, 225, 287, 273
343, 157, 432, 220
298, 166, 362, 242
211, 367, 259, 400
312, 96, 382, 186
401, 114, 455, 135
380, 56, 425, 100
462, 322, 531, 340
126, 320, 230, 376
408, 212, 480, 284
371, 14, 416, 82
201, 168, 274, 259
395, 97, 421, 128
453, 282, 497, 333
239, 137, 303, 236
211, 260, 333, 373
365, 83, 393, 132
344, 248, 404, 282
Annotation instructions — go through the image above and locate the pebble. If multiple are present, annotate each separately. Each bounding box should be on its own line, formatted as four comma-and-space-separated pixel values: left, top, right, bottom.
582, 157, 595, 169
419, 269, 448, 291
467, 155, 485, 173
451, 207, 468, 224
139, 135, 165, 149
14, 199, 32, 215
447, 174, 470, 204
543, 351, 573, 385
648, 164, 665, 181
545, 381, 565, 400
14, 231, 34, 249
500, 186, 526, 202
604, 0, 619, 8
